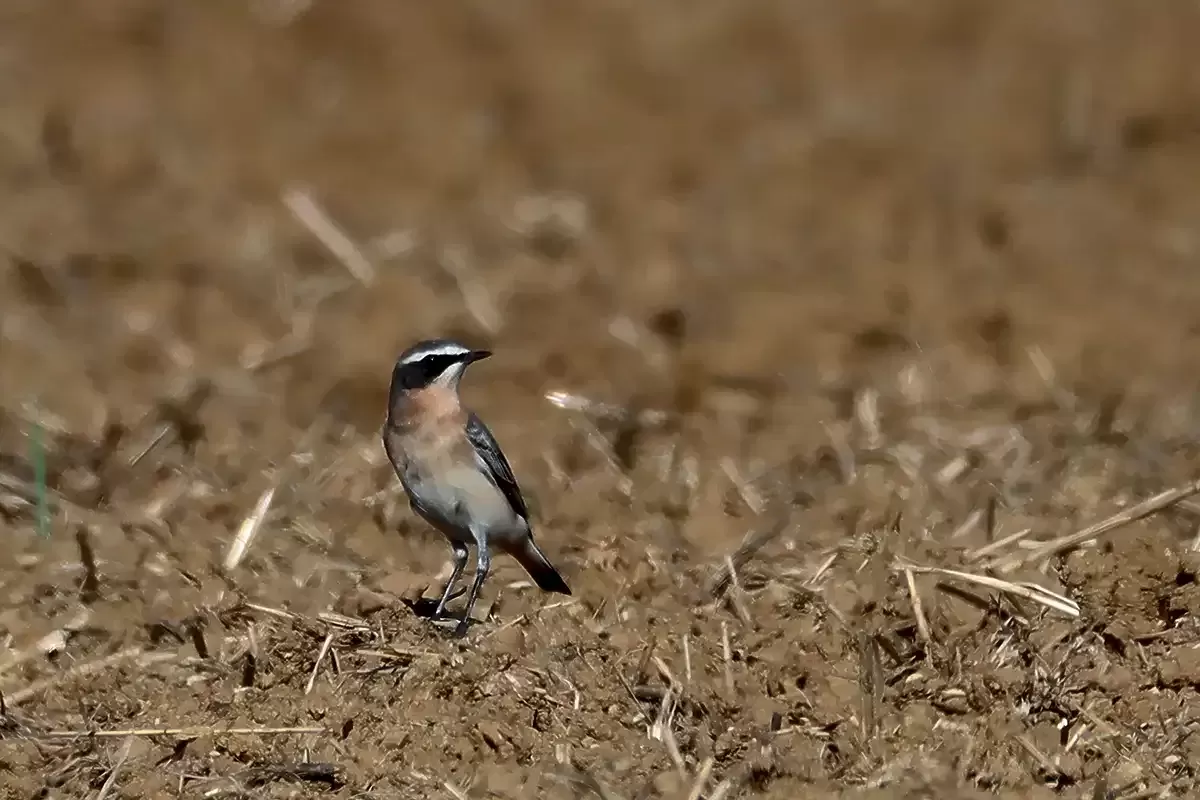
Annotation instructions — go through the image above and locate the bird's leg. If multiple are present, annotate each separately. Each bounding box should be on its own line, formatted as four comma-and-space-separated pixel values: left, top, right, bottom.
432, 541, 470, 620
455, 535, 491, 638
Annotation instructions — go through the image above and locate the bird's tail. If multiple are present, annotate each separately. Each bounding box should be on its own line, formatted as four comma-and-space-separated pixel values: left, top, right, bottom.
510, 538, 571, 595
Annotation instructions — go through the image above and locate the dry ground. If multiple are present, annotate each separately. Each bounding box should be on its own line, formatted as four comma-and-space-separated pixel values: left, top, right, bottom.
4, 2, 1200, 798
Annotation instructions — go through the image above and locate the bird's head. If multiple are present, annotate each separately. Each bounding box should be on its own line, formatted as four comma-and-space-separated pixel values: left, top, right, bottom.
388, 338, 492, 411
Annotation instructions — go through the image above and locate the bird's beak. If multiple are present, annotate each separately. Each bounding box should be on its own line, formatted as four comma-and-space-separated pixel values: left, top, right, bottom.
468, 349, 493, 363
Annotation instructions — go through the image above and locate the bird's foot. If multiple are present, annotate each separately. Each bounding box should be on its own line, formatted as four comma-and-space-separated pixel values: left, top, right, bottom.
423, 587, 469, 621
425, 616, 472, 640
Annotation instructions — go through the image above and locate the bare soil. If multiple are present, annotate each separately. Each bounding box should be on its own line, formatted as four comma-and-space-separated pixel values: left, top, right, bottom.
4, 2, 1200, 798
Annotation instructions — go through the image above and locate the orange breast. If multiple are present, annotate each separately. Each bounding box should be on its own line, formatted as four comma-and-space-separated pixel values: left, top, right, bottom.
397, 387, 473, 463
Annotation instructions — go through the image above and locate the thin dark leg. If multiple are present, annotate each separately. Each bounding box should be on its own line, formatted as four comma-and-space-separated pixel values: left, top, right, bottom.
454, 540, 491, 638
432, 541, 470, 620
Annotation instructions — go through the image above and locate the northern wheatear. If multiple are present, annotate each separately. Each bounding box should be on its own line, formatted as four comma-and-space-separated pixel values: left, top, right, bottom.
383, 338, 571, 637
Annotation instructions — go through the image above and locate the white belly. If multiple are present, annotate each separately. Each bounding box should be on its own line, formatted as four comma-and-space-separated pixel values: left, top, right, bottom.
402, 463, 525, 544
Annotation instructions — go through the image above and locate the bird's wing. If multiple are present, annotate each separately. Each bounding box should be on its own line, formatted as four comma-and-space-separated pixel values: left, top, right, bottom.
465, 412, 530, 521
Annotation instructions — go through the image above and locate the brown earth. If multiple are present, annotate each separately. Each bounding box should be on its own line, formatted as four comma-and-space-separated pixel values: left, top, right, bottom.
3, 1, 1200, 798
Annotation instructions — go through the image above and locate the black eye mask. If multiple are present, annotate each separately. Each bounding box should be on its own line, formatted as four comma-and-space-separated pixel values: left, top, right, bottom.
391, 354, 461, 392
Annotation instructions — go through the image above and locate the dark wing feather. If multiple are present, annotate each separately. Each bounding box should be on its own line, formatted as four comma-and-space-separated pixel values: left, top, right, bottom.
465, 412, 530, 521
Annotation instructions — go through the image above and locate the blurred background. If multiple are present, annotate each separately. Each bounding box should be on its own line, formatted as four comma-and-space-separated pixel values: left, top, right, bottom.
5, 2, 1200, 797
5, 1, 1200, 431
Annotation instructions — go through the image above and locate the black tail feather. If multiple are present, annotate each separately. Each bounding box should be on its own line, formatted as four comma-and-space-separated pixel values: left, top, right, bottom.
513, 538, 571, 595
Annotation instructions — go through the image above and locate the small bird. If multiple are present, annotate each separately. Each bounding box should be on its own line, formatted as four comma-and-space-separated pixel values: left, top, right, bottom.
382, 338, 571, 637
